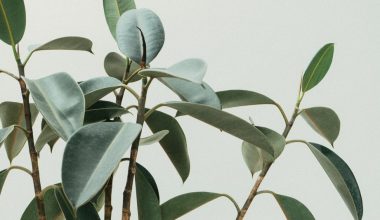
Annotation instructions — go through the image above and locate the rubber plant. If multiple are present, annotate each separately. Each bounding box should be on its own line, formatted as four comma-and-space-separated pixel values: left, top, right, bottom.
0, 0, 362, 220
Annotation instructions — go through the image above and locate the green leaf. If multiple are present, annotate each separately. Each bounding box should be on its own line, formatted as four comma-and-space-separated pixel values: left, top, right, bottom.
145, 110, 189, 182
116, 8, 165, 65
0, 125, 14, 146
242, 127, 285, 175
21, 185, 64, 220
104, 52, 141, 82
160, 192, 239, 220
26, 73, 85, 141
79, 76, 122, 108
84, 100, 129, 124
76, 203, 101, 220
0, 169, 9, 194
140, 59, 206, 83
301, 107, 340, 145
62, 122, 142, 208
140, 130, 169, 146
0, 0, 26, 44
28, 36, 93, 56
307, 142, 363, 220
36, 124, 59, 153
263, 191, 315, 220
136, 163, 161, 220
302, 43, 334, 92
160, 102, 274, 155
0, 102, 38, 161
216, 90, 276, 109
103, 0, 136, 39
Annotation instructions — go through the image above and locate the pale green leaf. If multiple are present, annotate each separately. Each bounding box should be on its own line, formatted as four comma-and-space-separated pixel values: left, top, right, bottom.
104, 52, 140, 82
103, 0, 136, 39
216, 90, 275, 109
36, 124, 59, 153
29, 36, 92, 53
0, 125, 13, 146
140, 130, 169, 146
0, 0, 26, 44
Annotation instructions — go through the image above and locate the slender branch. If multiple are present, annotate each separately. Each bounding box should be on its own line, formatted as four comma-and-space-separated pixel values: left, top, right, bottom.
273, 102, 289, 125
121, 85, 140, 100
286, 139, 308, 145
144, 103, 164, 120
122, 77, 149, 220
0, 69, 19, 80
125, 105, 138, 112
123, 68, 142, 85
8, 165, 33, 177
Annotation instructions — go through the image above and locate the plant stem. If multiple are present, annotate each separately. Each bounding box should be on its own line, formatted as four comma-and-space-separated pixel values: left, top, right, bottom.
236, 90, 304, 220
122, 77, 148, 220
8, 165, 33, 177
17, 60, 46, 220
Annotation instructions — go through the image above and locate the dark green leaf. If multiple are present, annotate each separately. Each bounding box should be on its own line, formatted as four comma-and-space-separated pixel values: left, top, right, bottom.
216, 90, 276, 109
26, 73, 85, 141
145, 110, 189, 182
116, 9, 164, 64
0, 169, 9, 194
307, 142, 363, 220
302, 43, 334, 92
140, 130, 169, 146
301, 107, 340, 145
103, 0, 136, 39
62, 122, 142, 208
36, 124, 59, 153
0, 102, 38, 161
0, 0, 26, 44
76, 203, 101, 220
84, 100, 129, 124
104, 52, 140, 82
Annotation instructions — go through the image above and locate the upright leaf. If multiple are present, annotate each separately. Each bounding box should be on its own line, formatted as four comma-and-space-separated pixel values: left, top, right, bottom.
0, 169, 9, 194
104, 52, 140, 82
28, 37, 93, 54
26, 73, 85, 141
145, 110, 189, 182
116, 8, 165, 64
0, 102, 38, 161
302, 43, 334, 92
307, 142, 363, 220
301, 107, 340, 145
216, 90, 276, 109
62, 122, 142, 208
103, 0, 136, 39
0, 0, 26, 44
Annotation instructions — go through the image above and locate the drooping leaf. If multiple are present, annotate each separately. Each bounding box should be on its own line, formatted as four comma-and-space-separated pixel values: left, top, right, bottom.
84, 100, 129, 124
0, 0, 26, 44
263, 191, 315, 220
242, 127, 285, 175
160, 102, 274, 155
0, 102, 38, 161
36, 124, 59, 153
62, 122, 142, 208
0, 125, 14, 146
307, 142, 363, 220
116, 8, 165, 65
26, 73, 85, 141
140, 130, 169, 146
104, 52, 140, 82
145, 110, 189, 182
302, 43, 334, 92
21, 185, 64, 220
29, 37, 92, 54
216, 90, 276, 109
160, 192, 239, 220
79, 76, 122, 108
301, 107, 340, 145
140, 59, 206, 83
0, 169, 9, 194
103, 0, 136, 39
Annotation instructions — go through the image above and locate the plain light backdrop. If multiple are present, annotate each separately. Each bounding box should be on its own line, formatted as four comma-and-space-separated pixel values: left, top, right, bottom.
0, 0, 379, 219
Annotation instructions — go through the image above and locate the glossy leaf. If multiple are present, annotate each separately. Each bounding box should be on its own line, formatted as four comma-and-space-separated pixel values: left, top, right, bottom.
301, 107, 340, 145
0, 169, 9, 194
28, 37, 93, 54
216, 90, 275, 109
84, 100, 129, 124
264, 191, 315, 220
161, 102, 273, 155
140, 59, 206, 83
62, 122, 142, 208
307, 142, 363, 220
0, 125, 13, 146
302, 43, 334, 92
0, 102, 38, 161
103, 0, 136, 39
104, 52, 140, 82
0, 0, 26, 44
26, 72, 85, 141
116, 8, 165, 64
145, 110, 189, 182
160, 192, 239, 220
79, 76, 122, 108
140, 130, 169, 146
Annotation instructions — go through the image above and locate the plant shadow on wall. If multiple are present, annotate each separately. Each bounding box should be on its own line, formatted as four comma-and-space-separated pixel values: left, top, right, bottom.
0, 0, 363, 220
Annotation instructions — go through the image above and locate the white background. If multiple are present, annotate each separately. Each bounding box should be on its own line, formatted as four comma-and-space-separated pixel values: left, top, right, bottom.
0, 0, 379, 219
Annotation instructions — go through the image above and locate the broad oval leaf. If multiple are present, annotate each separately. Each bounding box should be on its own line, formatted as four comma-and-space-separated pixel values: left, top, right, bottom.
104, 52, 140, 82
103, 0, 136, 39
145, 109, 189, 182
26, 72, 85, 141
62, 122, 142, 208
29, 37, 93, 53
116, 8, 165, 65
301, 107, 340, 145
302, 43, 334, 92
160, 192, 239, 220
161, 102, 274, 155
140, 130, 169, 146
84, 100, 129, 124
0, 169, 9, 194
79, 76, 122, 108
0, 0, 26, 44
140, 58, 207, 84
0, 102, 38, 161
307, 142, 363, 220
0, 125, 14, 146
216, 90, 275, 109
